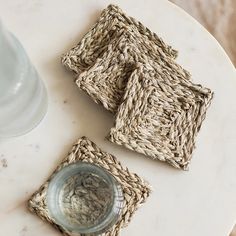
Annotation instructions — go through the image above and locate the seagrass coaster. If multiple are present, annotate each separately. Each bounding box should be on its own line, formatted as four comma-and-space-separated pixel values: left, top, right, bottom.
108, 63, 213, 170
28, 137, 151, 236
76, 32, 190, 113
61, 4, 177, 74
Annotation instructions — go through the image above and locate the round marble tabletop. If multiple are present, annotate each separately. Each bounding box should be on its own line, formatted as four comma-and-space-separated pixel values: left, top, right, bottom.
0, 0, 236, 236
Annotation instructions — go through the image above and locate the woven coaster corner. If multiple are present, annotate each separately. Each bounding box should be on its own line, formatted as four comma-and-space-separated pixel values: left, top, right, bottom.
61, 4, 178, 74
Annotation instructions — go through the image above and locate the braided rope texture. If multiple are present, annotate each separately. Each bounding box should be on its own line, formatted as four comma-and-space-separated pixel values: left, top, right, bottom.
76, 32, 190, 113
28, 137, 151, 236
108, 63, 213, 170
61, 4, 177, 74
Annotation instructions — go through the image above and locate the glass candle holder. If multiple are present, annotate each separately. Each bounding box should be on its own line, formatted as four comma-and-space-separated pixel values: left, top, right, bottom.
0, 20, 47, 139
46, 162, 124, 235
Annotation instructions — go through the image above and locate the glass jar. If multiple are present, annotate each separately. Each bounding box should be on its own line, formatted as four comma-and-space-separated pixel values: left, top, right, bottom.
46, 162, 124, 235
0, 20, 47, 139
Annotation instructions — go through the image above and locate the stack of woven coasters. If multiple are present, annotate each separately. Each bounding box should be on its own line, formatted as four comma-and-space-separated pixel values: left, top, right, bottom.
62, 4, 213, 170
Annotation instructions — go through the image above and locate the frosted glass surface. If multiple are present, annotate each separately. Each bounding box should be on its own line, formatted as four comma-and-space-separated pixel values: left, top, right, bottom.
0, 21, 47, 138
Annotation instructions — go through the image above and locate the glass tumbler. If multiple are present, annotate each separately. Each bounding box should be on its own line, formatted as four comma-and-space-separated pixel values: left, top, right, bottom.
0, 20, 47, 139
47, 162, 124, 235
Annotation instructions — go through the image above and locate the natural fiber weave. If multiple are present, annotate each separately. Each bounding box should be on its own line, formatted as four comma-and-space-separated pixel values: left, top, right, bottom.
28, 137, 151, 236
108, 63, 213, 170
61, 4, 178, 74
76, 32, 190, 113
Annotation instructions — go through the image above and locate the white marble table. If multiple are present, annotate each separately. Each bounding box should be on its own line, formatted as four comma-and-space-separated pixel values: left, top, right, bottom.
0, 0, 236, 235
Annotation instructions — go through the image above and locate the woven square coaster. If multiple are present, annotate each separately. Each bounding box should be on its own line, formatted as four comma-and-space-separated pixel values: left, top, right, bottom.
28, 137, 151, 236
61, 4, 177, 74
108, 63, 213, 170
76, 32, 190, 113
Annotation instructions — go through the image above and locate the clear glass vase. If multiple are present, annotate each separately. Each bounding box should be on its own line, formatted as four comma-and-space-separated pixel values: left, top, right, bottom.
0, 20, 47, 139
